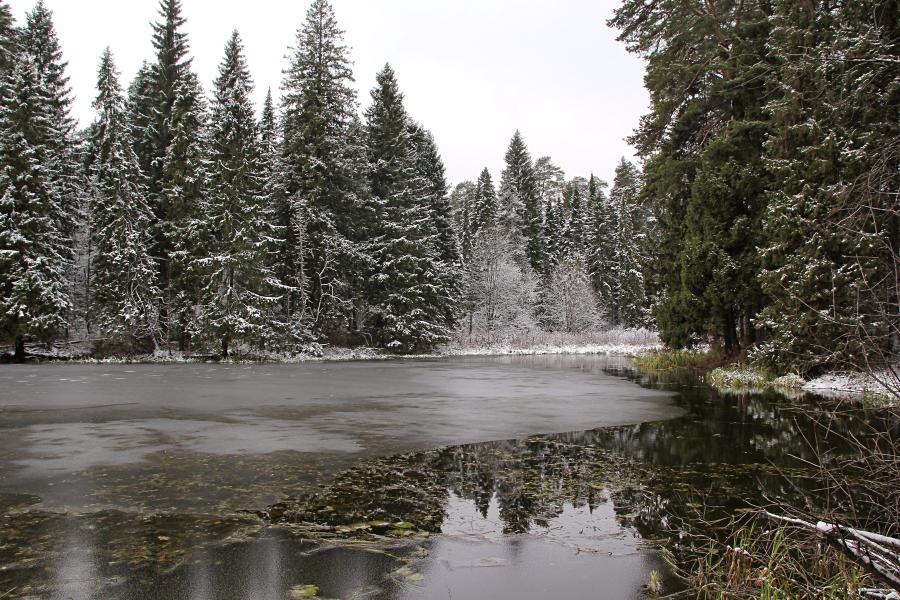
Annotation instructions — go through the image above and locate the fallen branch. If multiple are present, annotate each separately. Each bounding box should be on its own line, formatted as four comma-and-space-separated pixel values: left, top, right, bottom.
765, 511, 900, 592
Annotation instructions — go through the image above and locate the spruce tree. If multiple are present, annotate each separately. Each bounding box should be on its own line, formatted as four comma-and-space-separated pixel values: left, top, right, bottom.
0, 56, 70, 360
158, 71, 207, 349
450, 181, 475, 262
131, 0, 205, 348
408, 121, 462, 329
542, 197, 563, 266
197, 31, 280, 358
88, 49, 160, 341
562, 179, 588, 255
611, 0, 772, 352
22, 1, 83, 331
756, 0, 899, 374
280, 0, 369, 334
609, 159, 649, 327
0, 1, 18, 76
499, 131, 544, 273
365, 64, 449, 352
472, 167, 498, 235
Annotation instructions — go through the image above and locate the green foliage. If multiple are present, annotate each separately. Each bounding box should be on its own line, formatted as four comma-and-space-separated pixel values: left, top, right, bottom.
0, 55, 71, 352
364, 65, 451, 353
88, 48, 160, 340
195, 31, 280, 356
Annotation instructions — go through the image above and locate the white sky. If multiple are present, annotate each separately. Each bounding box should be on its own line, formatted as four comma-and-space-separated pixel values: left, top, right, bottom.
5, 0, 648, 187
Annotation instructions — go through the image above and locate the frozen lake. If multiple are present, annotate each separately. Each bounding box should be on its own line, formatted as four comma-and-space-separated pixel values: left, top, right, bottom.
0, 356, 683, 599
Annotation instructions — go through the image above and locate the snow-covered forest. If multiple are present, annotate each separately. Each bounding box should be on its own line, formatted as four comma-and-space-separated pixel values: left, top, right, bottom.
0, 0, 653, 360
0, 0, 897, 377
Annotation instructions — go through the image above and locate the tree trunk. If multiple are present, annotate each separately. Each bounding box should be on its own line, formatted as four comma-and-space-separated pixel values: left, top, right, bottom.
13, 336, 25, 363
723, 311, 739, 357
222, 336, 229, 359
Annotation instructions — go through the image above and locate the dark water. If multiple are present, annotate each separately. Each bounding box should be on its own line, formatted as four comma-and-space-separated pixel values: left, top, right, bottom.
0, 356, 885, 599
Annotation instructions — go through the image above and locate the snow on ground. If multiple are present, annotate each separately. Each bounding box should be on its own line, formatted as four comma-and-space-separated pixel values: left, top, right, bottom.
803, 371, 897, 402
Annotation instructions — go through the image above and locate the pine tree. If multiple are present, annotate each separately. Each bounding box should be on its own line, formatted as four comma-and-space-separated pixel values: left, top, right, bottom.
88, 49, 159, 341
21, 1, 80, 219
0, 56, 70, 360
196, 31, 280, 358
499, 131, 544, 273
365, 64, 449, 352
126, 62, 156, 177
472, 167, 498, 236
280, 0, 369, 334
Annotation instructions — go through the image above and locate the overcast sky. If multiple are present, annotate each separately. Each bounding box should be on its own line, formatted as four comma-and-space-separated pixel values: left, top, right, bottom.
5, 0, 648, 187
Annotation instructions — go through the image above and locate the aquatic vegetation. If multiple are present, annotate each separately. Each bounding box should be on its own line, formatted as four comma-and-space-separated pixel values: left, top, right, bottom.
633, 348, 721, 371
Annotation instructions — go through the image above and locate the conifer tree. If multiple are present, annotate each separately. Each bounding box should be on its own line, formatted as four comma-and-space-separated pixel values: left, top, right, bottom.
0, 2, 19, 77
563, 179, 588, 255
756, 0, 899, 374
611, 0, 772, 352
499, 131, 544, 273
365, 64, 449, 352
408, 121, 461, 329
280, 0, 368, 334
158, 71, 207, 349
126, 62, 156, 176
22, 1, 83, 329
586, 175, 615, 314
130, 0, 206, 348
450, 181, 475, 262
197, 31, 280, 358
0, 56, 70, 360
472, 168, 498, 235
88, 49, 159, 341
543, 197, 563, 266
610, 159, 649, 327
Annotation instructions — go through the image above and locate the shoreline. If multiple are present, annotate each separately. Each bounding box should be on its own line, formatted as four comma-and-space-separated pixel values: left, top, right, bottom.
4, 338, 894, 403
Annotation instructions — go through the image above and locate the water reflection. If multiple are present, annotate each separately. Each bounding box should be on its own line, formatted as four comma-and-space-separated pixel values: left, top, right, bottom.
1, 357, 893, 599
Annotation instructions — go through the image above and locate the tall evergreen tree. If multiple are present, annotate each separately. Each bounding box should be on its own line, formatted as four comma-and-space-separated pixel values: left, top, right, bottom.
756, 0, 899, 374
562, 178, 588, 255
611, 0, 772, 353
408, 121, 462, 329
88, 49, 159, 341
280, 0, 369, 334
499, 131, 544, 273
197, 31, 280, 358
0, 56, 70, 360
543, 197, 563, 266
0, 1, 19, 77
450, 181, 475, 262
610, 159, 649, 327
365, 64, 450, 352
22, 1, 83, 329
586, 174, 615, 316
130, 0, 205, 348
472, 167, 498, 235
158, 71, 207, 349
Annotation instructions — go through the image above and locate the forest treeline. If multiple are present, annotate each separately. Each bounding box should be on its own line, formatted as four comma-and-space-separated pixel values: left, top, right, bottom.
611, 0, 898, 376
0, 0, 651, 360
0, 0, 896, 376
